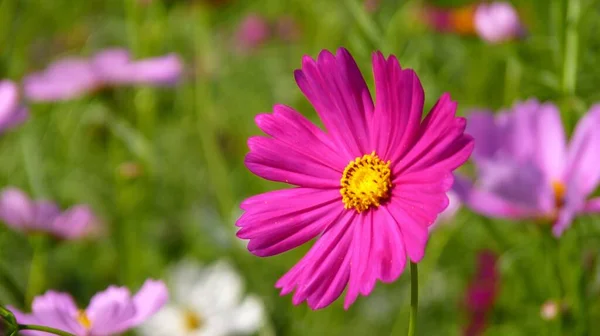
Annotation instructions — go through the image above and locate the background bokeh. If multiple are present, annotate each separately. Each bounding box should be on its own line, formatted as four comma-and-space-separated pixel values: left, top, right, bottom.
2, 0, 600, 335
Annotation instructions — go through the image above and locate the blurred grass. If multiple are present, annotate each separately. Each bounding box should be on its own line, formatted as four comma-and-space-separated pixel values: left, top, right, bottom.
1, 0, 600, 335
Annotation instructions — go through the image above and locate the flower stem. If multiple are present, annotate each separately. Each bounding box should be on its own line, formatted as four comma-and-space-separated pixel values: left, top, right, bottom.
18, 324, 76, 336
561, 0, 580, 97
26, 235, 47, 306
407, 262, 418, 336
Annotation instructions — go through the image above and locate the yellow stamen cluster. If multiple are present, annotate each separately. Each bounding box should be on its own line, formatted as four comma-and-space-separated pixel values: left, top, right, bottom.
77, 310, 92, 329
340, 152, 392, 213
183, 309, 203, 331
552, 180, 566, 209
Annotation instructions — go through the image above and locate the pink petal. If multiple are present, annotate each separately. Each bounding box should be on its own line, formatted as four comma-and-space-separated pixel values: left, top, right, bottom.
344, 210, 407, 309
23, 58, 99, 101
0, 80, 28, 132
129, 279, 169, 326
0, 188, 36, 231
237, 188, 341, 256
370, 52, 424, 161
552, 207, 575, 237
86, 286, 136, 335
474, 2, 523, 43
394, 93, 474, 174
533, 103, 566, 182
565, 105, 600, 196
453, 174, 537, 219
30, 291, 85, 335
245, 105, 346, 188
465, 110, 502, 162
94, 49, 183, 86
51, 205, 98, 239
583, 197, 600, 213
275, 212, 354, 310
294, 48, 373, 159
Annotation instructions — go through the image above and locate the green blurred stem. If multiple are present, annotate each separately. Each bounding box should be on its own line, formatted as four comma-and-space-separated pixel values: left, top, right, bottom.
124, 0, 141, 54
561, 0, 580, 96
541, 231, 564, 334
0, 263, 25, 304
503, 46, 521, 106
574, 223, 589, 336
26, 236, 48, 306
407, 262, 418, 336
19, 324, 75, 336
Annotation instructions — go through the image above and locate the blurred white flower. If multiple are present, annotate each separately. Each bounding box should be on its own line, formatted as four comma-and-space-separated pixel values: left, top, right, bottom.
138, 260, 264, 336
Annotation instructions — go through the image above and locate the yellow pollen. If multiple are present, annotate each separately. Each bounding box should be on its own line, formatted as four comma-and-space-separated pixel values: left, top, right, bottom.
340, 152, 392, 213
77, 310, 92, 329
552, 181, 566, 209
183, 309, 202, 331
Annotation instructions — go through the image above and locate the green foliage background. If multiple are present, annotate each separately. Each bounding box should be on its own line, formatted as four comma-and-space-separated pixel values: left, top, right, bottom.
1, 0, 600, 335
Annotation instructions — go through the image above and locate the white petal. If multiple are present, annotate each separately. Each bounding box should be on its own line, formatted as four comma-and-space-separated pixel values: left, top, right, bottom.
137, 305, 188, 336
229, 295, 265, 334
189, 260, 244, 314
170, 259, 205, 303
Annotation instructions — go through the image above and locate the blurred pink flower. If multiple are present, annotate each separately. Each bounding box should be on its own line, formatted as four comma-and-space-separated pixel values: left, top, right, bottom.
0, 188, 100, 239
92, 49, 183, 86
236, 48, 473, 309
454, 100, 600, 236
9, 279, 168, 336
23, 49, 183, 102
474, 2, 524, 43
235, 13, 271, 52
462, 251, 499, 336
0, 80, 29, 132
422, 4, 477, 35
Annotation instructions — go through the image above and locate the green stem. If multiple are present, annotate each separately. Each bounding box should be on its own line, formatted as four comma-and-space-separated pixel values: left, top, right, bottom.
407, 262, 418, 336
574, 222, 589, 336
26, 236, 47, 306
18, 324, 76, 336
503, 46, 521, 106
561, 0, 580, 97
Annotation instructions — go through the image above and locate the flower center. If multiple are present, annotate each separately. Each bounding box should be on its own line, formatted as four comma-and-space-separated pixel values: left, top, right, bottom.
552, 181, 566, 209
183, 309, 202, 331
77, 310, 92, 329
340, 152, 392, 213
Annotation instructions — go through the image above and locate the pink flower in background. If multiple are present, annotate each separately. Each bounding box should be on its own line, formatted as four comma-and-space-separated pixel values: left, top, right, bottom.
454, 101, 600, 236
92, 49, 183, 86
23, 49, 183, 102
462, 251, 499, 336
421, 4, 477, 35
0, 188, 100, 239
236, 48, 474, 309
0, 80, 29, 132
9, 279, 168, 336
474, 2, 524, 43
235, 13, 271, 52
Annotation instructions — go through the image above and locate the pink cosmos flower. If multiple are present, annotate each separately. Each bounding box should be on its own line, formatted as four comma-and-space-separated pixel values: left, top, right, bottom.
236, 48, 474, 309
454, 100, 600, 236
235, 13, 271, 53
9, 279, 168, 336
474, 2, 524, 43
0, 80, 29, 132
0, 188, 99, 239
23, 49, 183, 102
